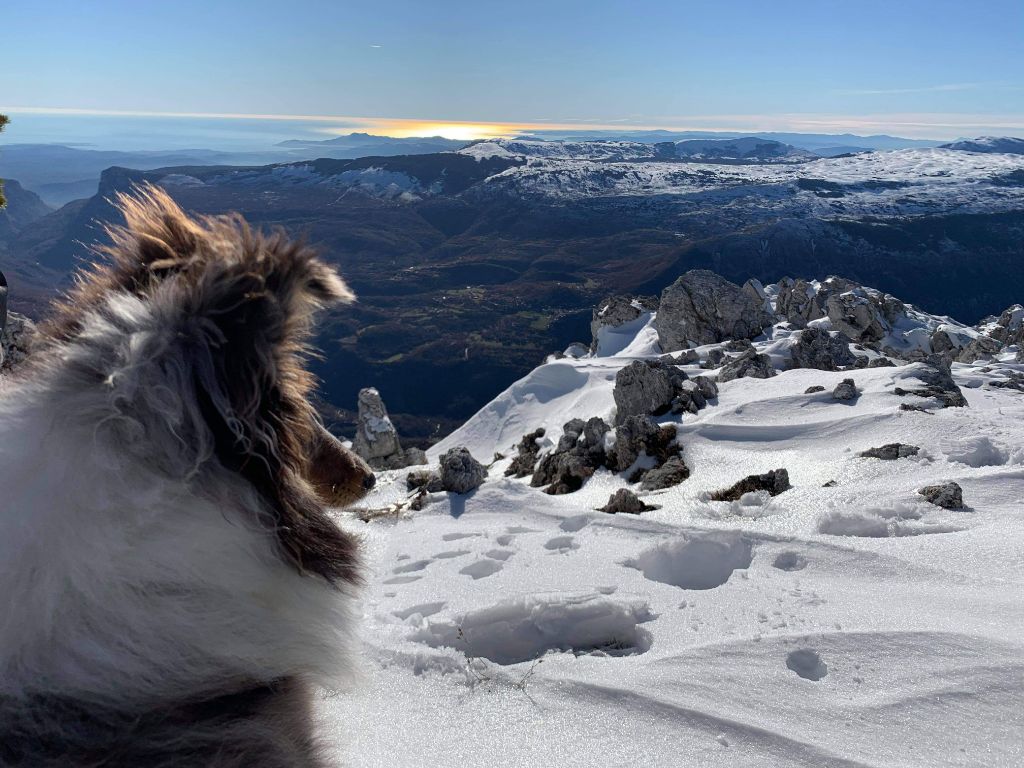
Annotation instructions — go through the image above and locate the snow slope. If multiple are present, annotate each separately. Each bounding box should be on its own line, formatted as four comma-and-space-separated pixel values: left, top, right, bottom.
320, 313, 1024, 767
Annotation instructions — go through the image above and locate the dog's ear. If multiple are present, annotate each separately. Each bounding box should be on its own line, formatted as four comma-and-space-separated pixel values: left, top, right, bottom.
91, 188, 362, 586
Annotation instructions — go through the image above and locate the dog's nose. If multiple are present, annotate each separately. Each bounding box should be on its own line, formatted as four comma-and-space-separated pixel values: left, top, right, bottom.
363, 473, 377, 490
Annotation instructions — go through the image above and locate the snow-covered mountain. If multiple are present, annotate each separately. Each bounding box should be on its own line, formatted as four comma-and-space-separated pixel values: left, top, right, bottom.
940, 135, 1024, 155
674, 137, 817, 162
322, 271, 1024, 767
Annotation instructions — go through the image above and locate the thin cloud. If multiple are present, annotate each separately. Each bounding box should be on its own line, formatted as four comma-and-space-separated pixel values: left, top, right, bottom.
836, 83, 1000, 96
370, 44, 382, 48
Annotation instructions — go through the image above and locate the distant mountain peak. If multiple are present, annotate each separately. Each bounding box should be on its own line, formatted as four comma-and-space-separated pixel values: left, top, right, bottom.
940, 136, 1024, 155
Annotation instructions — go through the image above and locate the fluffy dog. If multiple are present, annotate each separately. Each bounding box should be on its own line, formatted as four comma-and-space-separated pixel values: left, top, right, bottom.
0, 186, 374, 767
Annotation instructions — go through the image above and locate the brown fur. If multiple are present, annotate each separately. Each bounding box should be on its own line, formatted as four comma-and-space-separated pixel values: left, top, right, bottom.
41, 185, 373, 585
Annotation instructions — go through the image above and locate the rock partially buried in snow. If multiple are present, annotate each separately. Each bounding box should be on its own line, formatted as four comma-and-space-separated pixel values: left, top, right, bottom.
439, 447, 487, 494
804, 385, 826, 394
776, 277, 825, 327
832, 378, 859, 401
640, 456, 691, 491
710, 469, 791, 502
717, 348, 777, 382
590, 294, 658, 353
860, 443, 920, 460
598, 488, 655, 514
531, 417, 609, 494
613, 360, 677, 424
789, 327, 857, 371
786, 649, 828, 681
893, 356, 968, 408
505, 428, 546, 478
918, 482, 965, 510
655, 270, 774, 350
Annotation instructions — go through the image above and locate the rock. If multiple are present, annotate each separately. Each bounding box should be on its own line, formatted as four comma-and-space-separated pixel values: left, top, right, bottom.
438, 447, 487, 494
591, 295, 658, 353
701, 348, 727, 369
505, 428, 546, 478
789, 327, 857, 371
608, 416, 678, 473
655, 270, 775, 351
859, 443, 920, 460
825, 289, 889, 343
0, 311, 36, 374
804, 385, 826, 394
407, 469, 443, 494
984, 304, 1024, 348
598, 488, 654, 514
692, 375, 719, 399
662, 349, 699, 365
717, 348, 777, 382
918, 482, 964, 510
613, 360, 678, 424
640, 456, 691, 490
352, 388, 425, 470
832, 378, 858, 401
710, 469, 791, 502
776, 278, 825, 327
531, 418, 610, 495
893, 355, 967, 408
868, 357, 896, 368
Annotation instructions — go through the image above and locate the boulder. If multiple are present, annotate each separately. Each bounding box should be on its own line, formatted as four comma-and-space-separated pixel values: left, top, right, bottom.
832, 378, 858, 401
893, 355, 967, 408
710, 469, 791, 502
598, 488, 654, 514
531, 418, 610, 495
868, 357, 896, 368
640, 456, 691, 490
351, 388, 425, 470
655, 270, 775, 351
701, 348, 727, 369
859, 443, 920, 460
717, 348, 777, 382
0, 311, 36, 374
789, 327, 857, 371
918, 482, 964, 510
776, 278, 825, 327
613, 360, 678, 424
438, 447, 487, 494
804, 385, 826, 394
590, 295, 658, 353
608, 416, 677, 473
505, 428, 546, 478
825, 289, 890, 343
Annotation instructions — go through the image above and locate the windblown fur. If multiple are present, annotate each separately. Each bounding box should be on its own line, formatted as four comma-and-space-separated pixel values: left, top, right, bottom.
0, 186, 372, 766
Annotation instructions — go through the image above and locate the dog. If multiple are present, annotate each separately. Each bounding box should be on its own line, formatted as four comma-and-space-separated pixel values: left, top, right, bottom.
0, 185, 374, 767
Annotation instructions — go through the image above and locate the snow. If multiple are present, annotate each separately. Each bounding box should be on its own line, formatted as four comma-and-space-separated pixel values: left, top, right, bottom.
320, 312, 1024, 767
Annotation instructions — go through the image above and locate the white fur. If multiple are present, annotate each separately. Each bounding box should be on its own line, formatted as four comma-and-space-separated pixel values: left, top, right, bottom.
0, 290, 357, 709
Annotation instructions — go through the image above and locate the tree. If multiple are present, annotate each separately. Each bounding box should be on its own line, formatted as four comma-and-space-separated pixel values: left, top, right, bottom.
0, 113, 8, 208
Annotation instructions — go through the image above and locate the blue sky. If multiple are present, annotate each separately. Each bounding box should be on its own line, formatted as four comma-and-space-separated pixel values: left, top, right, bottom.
2, 0, 1022, 138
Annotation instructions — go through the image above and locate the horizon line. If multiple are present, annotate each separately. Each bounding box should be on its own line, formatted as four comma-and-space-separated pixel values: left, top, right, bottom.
2, 106, 1023, 141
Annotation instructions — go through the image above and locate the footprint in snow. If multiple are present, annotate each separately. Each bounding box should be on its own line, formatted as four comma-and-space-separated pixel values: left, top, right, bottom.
544, 535, 579, 552
460, 559, 504, 580
786, 648, 828, 681
432, 550, 471, 559
485, 549, 514, 561
382, 575, 422, 585
392, 559, 431, 575
773, 551, 808, 571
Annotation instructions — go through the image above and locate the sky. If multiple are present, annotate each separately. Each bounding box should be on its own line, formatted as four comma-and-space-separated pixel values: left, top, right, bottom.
2, 0, 1023, 141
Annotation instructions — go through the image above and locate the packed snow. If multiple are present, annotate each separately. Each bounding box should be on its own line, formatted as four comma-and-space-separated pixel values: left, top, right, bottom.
319, 300, 1024, 767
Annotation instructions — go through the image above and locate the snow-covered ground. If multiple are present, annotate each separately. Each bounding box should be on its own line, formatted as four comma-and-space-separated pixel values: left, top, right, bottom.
320, 314, 1024, 767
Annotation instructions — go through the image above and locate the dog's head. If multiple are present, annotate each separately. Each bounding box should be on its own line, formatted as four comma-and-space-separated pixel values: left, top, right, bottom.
40, 184, 373, 585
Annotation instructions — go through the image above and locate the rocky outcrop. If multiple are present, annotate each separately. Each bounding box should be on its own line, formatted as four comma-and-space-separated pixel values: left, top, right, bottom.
918, 482, 964, 510
531, 417, 610, 495
505, 428, 546, 478
717, 348, 777, 382
612, 360, 713, 424
893, 356, 967, 408
859, 443, 920, 460
832, 378, 859, 401
352, 388, 426, 470
598, 488, 655, 514
608, 416, 678, 474
0, 311, 36, 374
439, 447, 487, 494
655, 270, 775, 351
710, 469, 791, 502
590, 294, 658, 352
776, 278, 825, 327
822, 281, 905, 344
789, 327, 857, 370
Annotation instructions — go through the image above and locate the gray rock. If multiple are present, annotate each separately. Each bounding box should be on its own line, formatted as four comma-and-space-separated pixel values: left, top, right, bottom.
598, 488, 654, 514
403, 447, 428, 467
701, 348, 727, 369
893, 355, 967, 408
613, 360, 678, 424
710, 469, 791, 501
805, 385, 826, 393
984, 304, 1024, 348
692, 375, 719, 399
0, 311, 36, 374
439, 447, 487, 494
640, 456, 691, 490
530, 418, 610, 495
655, 270, 775, 351
790, 327, 857, 371
352, 388, 405, 468
591, 295, 658, 353
868, 357, 896, 368
718, 348, 777, 382
859, 443, 920, 460
825, 289, 889, 343
832, 378, 859, 401
407, 469, 443, 493
505, 428, 546, 478
918, 482, 964, 510
776, 278, 825, 327
609, 416, 678, 473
